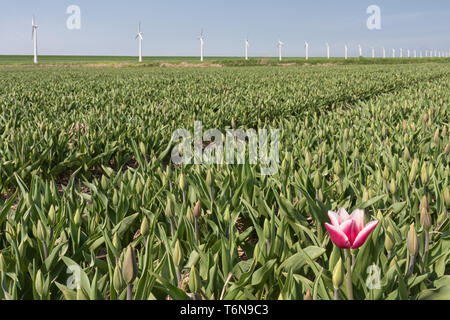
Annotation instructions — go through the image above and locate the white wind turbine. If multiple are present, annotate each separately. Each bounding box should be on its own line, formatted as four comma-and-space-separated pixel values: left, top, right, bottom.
135, 22, 143, 63
392, 48, 396, 58
277, 40, 284, 61
305, 41, 309, 60
244, 35, 249, 60
371, 47, 375, 58
382, 47, 386, 58
400, 48, 403, 58
31, 15, 38, 64
326, 43, 330, 59
358, 44, 362, 57
344, 44, 348, 59
198, 29, 205, 62
407, 49, 410, 58
414, 50, 417, 58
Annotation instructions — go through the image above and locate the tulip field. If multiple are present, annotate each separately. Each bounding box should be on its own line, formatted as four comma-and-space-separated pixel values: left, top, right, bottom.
0, 61, 449, 300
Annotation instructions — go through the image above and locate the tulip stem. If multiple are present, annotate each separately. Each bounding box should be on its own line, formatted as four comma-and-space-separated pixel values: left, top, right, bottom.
346, 249, 354, 300
407, 255, 415, 277
126, 284, 133, 300
194, 217, 199, 245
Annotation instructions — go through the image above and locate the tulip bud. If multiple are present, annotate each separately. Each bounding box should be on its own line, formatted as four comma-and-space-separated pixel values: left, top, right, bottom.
383, 166, 389, 180
389, 179, 396, 195
112, 189, 119, 206
179, 172, 186, 191
419, 195, 431, 230
48, 205, 56, 226
113, 263, 125, 294
407, 223, 419, 257
420, 163, 428, 186
434, 129, 440, 144
135, 179, 143, 194
101, 175, 108, 190
444, 144, 450, 155
112, 232, 121, 252
333, 161, 342, 177
318, 189, 324, 202
332, 258, 344, 290
36, 220, 46, 242
444, 186, 450, 208
409, 158, 419, 185
122, 245, 138, 284
140, 217, 150, 237
193, 200, 202, 219
313, 171, 321, 189
304, 289, 312, 300
35, 269, 44, 298
189, 265, 200, 294
305, 151, 312, 167
362, 187, 369, 203
165, 195, 173, 218
206, 169, 214, 188
384, 225, 395, 252
73, 208, 81, 226
173, 240, 183, 268
404, 147, 411, 161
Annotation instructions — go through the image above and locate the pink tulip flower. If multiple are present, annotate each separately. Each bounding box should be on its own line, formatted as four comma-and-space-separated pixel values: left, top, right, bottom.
325, 207, 379, 249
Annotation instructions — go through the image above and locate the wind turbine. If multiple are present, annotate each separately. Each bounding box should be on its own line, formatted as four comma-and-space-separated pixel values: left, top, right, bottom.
358, 44, 362, 57
198, 29, 205, 62
31, 15, 38, 64
135, 22, 143, 63
371, 47, 375, 58
382, 47, 386, 58
305, 41, 309, 60
407, 49, 410, 58
414, 50, 417, 58
244, 35, 249, 60
400, 48, 403, 58
392, 48, 396, 58
278, 40, 284, 61
326, 43, 330, 59
344, 44, 348, 59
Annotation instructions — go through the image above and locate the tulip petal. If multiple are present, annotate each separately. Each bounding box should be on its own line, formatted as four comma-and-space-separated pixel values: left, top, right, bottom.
337, 207, 350, 223
340, 219, 357, 244
351, 220, 379, 249
350, 209, 365, 233
325, 223, 351, 249
328, 211, 340, 227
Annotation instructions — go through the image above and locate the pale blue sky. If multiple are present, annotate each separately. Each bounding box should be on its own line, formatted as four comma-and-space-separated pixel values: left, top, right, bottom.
0, 0, 449, 57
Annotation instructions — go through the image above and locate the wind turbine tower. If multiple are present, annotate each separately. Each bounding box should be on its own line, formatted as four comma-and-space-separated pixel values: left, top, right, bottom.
135, 22, 143, 63
278, 40, 284, 61
198, 29, 205, 62
32, 15, 38, 64
305, 41, 309, 60
244, 36, 249, 60
326, 43, 330, 59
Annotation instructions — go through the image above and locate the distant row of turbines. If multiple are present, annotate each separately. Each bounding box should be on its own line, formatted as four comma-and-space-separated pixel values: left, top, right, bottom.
29, 17, 450, 64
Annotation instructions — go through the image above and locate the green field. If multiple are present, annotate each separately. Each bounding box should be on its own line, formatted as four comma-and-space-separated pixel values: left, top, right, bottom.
1, 55, 450, 66
0, 59, 449, 300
